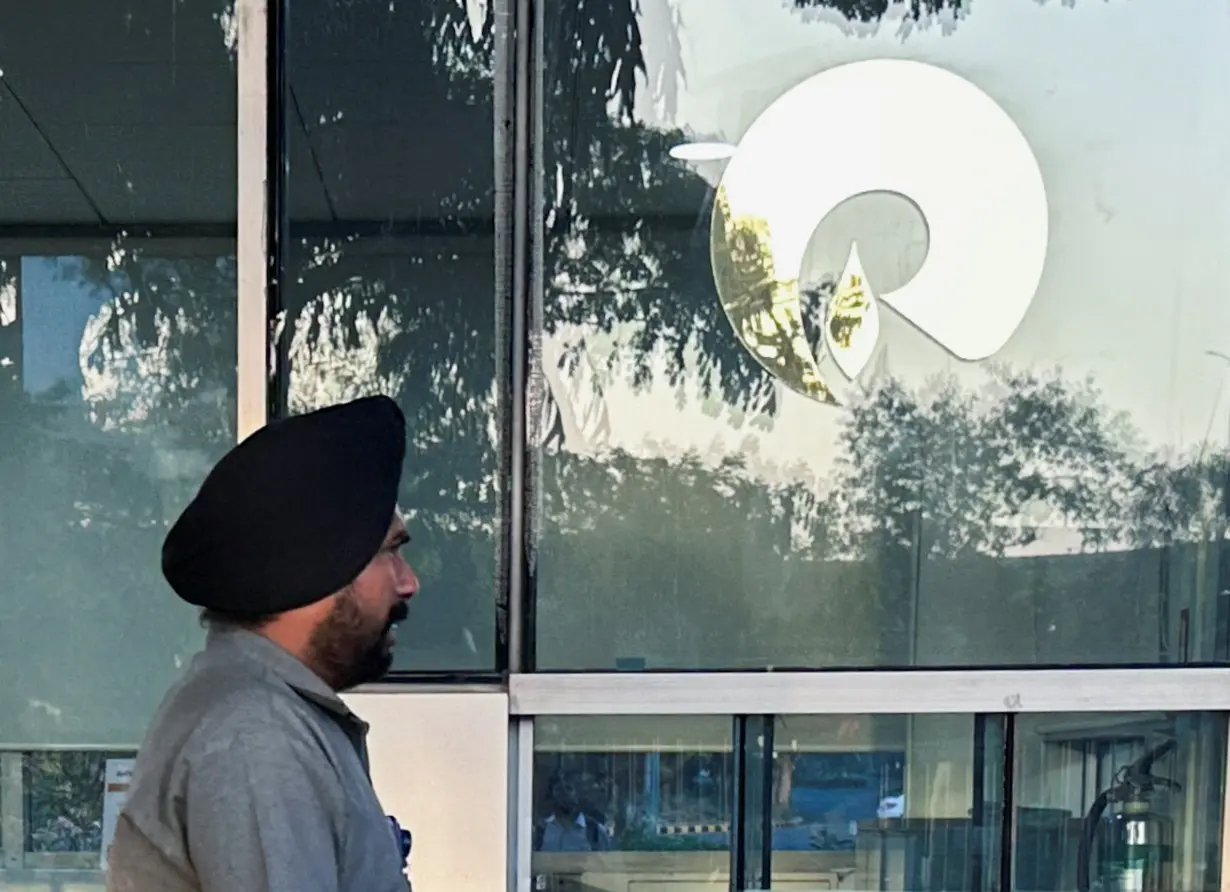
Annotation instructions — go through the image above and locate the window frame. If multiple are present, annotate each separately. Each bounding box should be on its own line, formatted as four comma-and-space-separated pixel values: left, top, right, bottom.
235, 1, 1230, 891
509, 674, 1230, 892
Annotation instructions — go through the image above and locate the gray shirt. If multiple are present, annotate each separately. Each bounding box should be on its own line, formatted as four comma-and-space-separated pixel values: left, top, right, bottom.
105, 626, 410, 892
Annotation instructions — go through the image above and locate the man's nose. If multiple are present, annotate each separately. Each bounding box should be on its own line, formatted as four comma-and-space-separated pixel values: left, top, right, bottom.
397, 559, 419, 599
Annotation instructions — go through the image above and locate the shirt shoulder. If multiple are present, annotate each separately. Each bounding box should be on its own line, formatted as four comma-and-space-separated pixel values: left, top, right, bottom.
114, 657, 353, 888
126, 654, 351, 830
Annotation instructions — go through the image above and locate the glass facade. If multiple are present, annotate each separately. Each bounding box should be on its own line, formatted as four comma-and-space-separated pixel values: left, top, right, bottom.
2, 0, 1230, 890
533, 0, 1230, 671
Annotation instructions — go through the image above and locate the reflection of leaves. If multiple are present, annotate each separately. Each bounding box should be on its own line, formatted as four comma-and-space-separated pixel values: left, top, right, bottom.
791, 0, 964, 22
1124, 454, 1230, 549
0, 242, 233, 744
826, 277, 869, 350
52, 0, 1220, 675
834, 368, 1135, 559
25, 751, 129, 853
72, 246, 237, 448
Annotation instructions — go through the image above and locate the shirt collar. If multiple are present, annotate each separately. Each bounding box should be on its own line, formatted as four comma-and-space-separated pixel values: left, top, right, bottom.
204, 625, 365, 729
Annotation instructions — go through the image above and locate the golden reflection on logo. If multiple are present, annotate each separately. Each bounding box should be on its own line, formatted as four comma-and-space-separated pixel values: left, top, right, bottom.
710, 191, 837, 405
708, 60, 1050, 405
824, 245, 880, 382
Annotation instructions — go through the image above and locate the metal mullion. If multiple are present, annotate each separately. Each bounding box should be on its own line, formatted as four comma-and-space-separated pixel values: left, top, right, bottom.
730, 716, 748, 892
265, 0, 290, 424
507, 0, 542, 675
999, 713, 1016, 892
509, 719, 534, 892
236, 0, 271, 441
494, 0, 519, 677
0, 753, 23, 870
758, 717, 774, 889
0, 258, 21, 398
1220, 712, 1230, 892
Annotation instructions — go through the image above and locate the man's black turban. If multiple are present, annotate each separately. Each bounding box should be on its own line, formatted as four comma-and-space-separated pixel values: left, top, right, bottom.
162, 396, 406, 615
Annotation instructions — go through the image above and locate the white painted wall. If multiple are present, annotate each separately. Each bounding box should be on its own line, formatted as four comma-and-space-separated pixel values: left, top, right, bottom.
347, 691, 509, 892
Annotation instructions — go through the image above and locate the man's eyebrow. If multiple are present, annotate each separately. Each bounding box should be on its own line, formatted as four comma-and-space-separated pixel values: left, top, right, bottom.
387, 529, 411, 548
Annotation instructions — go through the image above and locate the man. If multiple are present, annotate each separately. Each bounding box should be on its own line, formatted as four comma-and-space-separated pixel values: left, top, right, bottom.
536, 773, 611, 853
106, 396, 418, 892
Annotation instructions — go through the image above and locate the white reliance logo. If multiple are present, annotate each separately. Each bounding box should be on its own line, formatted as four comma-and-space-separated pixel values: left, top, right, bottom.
709, 59, 1049, 405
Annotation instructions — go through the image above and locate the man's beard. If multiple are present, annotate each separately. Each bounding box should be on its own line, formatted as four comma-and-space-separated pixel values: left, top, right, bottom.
307, 589, 409, 691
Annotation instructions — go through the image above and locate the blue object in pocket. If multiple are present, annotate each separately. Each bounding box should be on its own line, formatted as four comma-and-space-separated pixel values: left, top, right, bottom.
387, 815, 412, 864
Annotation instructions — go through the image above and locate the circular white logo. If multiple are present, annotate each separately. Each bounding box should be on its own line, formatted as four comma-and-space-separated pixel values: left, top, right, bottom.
710, 59, 1049, 404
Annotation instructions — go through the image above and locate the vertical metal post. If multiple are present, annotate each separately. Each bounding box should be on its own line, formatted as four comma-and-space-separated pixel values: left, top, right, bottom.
730, 717, 748, 892
492, 0, 516, 675
266, 0, 290, 422
0, 258, 21, 398
971, 714, 987, 892
235, 0, 270, 441
507, 0, 536, 674
998, 714, 1016, 892
0, 753, 24, 869
758, 718, 775, 888
1218, 713, 1230, 892
510, 719, 535, 892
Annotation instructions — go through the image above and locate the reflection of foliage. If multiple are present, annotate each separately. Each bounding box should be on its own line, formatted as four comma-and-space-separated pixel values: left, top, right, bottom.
539, 448, 829, 667
826, 275, 869, 350
792, 0, 965, 22
24, 751, 130, 853
834, 368, 1134, 560
708, 191, 812, 406
73, 247, 236, 445
537, 364, 1230, 668
24, 0, 1211, 683
281, 239, 500, 669
1124, 453, 1230, 549
0, 250, 229, 747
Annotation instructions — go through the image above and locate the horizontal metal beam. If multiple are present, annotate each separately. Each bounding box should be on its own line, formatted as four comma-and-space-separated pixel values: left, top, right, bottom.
0, 211, 703, 243
510, 668, 1230, 716
0, 223, 237, 240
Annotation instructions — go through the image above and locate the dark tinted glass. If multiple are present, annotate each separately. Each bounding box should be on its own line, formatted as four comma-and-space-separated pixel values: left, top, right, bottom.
280, 0, 502, 671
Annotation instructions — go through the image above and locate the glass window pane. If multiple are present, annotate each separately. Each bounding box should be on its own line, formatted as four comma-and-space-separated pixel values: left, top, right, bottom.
0, 8, 237, 745
768, 714, 1004, 892
532, 716, 733, 891
535, 0, 1230, 668
281, 0, 501, 672
1013, 711, 1227, 892
0, 0, 236, 884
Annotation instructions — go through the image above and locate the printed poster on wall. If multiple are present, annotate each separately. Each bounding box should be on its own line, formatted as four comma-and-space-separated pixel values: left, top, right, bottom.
100, 758, 134, 871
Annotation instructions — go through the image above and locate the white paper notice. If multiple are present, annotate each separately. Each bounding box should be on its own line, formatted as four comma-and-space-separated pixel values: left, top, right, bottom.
100, 758, 135, 871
